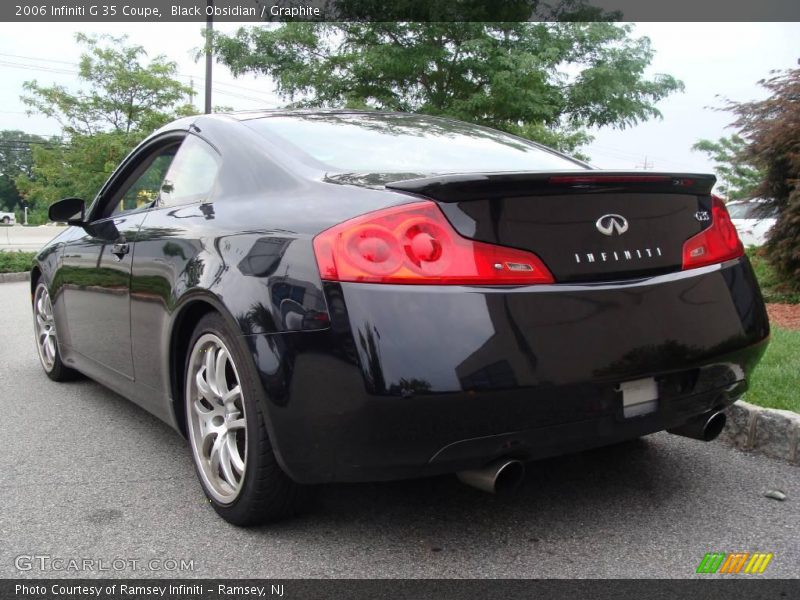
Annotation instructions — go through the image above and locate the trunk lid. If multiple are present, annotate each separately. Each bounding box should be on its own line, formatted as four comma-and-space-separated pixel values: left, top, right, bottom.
386, 171, 716, 283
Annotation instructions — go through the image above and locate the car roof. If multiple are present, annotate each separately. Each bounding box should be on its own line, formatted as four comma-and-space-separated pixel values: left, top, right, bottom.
219, 108, 438, 122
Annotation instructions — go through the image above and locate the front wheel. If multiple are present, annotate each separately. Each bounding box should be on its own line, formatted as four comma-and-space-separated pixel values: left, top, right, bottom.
184, 312, 310, 526
1, 216, 10, 224
32, 282, 79, 381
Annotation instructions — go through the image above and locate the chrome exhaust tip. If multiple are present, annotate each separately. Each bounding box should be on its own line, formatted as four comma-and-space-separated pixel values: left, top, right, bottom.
457, 458, 525, 493
668, 410, 727, 442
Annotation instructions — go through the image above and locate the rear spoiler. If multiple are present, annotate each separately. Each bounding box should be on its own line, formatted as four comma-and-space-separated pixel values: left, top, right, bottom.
386, 171, 717, 202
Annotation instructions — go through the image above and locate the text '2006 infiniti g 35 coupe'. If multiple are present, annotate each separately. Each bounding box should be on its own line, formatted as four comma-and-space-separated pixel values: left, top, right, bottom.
32, 111, 769, 525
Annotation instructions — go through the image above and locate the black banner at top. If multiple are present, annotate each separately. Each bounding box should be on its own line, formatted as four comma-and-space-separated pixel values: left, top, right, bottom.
3, 0, 800, 22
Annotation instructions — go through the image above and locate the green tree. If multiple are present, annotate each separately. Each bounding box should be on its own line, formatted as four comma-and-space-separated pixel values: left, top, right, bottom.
720, 68, 800, 289
692, 134, 764, 200
22, 33, 194, 136
0, 130, 53, 213
211, 22, 682, 154
17, 34, 195, 223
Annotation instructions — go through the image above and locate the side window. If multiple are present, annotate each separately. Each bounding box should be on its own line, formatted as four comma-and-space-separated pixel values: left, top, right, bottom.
159, 135, 221, 208
107, 147, 178, 218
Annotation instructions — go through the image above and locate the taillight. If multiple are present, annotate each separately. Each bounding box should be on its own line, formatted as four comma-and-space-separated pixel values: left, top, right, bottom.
313, 200, 554, 285
682, 195, 744, 270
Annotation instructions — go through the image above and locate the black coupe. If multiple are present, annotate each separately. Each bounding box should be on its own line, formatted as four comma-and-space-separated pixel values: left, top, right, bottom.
32, 111, 769, 525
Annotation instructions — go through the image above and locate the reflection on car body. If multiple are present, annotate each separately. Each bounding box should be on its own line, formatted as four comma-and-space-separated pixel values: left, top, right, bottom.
31, 110, 769, 526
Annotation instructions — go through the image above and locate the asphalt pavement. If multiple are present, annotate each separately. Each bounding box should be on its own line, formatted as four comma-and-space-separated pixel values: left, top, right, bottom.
0, 280, 797, 579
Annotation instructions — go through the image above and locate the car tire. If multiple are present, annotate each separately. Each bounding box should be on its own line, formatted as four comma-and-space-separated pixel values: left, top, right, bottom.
184, 312, 312, 526
1, 216, 10, 224
32, 281, 80, 381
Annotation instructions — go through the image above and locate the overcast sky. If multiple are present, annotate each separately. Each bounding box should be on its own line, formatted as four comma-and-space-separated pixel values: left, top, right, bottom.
0, 22, 797, 176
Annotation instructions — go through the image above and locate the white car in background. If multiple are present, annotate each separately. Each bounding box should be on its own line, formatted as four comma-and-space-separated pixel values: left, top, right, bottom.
0, 211, 16, 225
727, 199, 777, 247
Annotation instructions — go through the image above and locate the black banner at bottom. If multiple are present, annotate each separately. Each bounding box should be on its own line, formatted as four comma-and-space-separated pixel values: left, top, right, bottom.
2, 579, 800, 600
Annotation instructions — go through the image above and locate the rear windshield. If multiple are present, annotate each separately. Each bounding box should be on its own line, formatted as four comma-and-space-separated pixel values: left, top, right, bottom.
245, 113, 584, 173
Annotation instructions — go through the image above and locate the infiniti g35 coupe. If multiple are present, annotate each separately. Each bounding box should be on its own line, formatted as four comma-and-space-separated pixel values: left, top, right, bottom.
31, 111, 769, 525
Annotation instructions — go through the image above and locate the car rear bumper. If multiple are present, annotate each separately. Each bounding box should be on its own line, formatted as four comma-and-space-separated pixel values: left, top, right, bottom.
245, 257, 769, 484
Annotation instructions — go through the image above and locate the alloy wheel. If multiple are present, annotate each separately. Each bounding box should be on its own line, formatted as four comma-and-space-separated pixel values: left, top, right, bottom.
33, 284, 57, 372
186, 333, 248, 504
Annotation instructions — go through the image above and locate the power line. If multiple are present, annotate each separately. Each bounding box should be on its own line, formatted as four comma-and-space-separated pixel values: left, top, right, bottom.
0, 59, 279, 109
0, 139, 64, 145
0, 50, 280, 102
0, 51, 77, 66
0, 59, 76, 76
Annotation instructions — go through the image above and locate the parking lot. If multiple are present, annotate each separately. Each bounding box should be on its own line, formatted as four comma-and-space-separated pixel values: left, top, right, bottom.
1, 280, 798, 579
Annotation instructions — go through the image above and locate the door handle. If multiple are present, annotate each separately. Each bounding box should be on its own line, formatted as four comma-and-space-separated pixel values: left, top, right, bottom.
111, 242, 130, 259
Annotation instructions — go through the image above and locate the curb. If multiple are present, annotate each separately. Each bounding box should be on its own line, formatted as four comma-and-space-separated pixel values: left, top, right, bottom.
721, 400, 800, 465
0, 272, 30, 283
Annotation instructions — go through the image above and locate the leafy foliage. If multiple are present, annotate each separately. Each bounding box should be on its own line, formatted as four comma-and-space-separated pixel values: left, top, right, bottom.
0, 130, 54, 213
16, 132, 143, 223
720, 68, 800, 290
17, 34, 196, 223
22, 33, 193, 136
692, 135, 763, 200
211, 22, 682, 155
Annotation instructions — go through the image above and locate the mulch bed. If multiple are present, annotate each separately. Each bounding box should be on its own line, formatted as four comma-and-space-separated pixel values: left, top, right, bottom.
766, 303, 800, 330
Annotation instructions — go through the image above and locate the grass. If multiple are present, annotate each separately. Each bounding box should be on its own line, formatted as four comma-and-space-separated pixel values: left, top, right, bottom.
746, 246, 800, 304
0, 250, 35, 274
746, 327, 800, 413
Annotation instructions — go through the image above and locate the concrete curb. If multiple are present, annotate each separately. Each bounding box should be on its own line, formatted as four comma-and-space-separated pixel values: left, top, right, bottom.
0, 272, 30, 283
722, 400, 800, 465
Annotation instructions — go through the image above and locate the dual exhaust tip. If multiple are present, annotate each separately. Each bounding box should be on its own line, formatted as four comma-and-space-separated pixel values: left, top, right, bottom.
456, 410, 726, 494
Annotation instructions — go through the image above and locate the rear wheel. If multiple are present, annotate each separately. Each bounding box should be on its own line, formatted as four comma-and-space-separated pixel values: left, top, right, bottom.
1, 216, 10, 224
32, 282, 78, 381
184, 312, 310, 526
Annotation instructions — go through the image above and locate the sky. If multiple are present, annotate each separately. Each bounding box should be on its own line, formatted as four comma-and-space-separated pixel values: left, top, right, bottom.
0, 22, 797, 176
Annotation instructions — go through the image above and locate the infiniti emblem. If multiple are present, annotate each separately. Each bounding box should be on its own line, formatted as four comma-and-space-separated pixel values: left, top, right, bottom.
595, 214, 629, 236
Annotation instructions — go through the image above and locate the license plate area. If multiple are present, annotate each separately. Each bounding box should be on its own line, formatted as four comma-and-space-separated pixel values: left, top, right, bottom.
618, 377, 658, 418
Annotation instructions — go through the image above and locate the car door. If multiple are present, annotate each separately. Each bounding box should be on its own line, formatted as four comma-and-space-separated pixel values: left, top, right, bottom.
130, 133, 223, 393
59, 138, 182, 378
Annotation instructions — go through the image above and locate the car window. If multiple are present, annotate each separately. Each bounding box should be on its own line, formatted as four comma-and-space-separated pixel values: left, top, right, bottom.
759, 204, 779, 219
158, 135, 221, 207
728, 202, 776, 220
108, 148, 177, 218
245, 113, 585, 173
727, 203, 749, 219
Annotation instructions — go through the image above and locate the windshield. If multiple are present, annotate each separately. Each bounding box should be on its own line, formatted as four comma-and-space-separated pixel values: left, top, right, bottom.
245, 113, 585, 173
728, 202, 777, 219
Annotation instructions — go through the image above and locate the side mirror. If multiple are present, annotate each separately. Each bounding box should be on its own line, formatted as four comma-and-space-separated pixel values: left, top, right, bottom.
49, 197, 86, 225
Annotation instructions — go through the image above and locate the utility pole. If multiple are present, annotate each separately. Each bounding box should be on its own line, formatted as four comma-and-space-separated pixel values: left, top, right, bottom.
637, 155, 654, 170
204, 0, 213, 114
